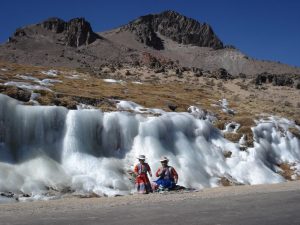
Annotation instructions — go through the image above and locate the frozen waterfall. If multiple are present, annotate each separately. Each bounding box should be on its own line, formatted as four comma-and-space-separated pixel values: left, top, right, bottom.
0, 94, 299, 199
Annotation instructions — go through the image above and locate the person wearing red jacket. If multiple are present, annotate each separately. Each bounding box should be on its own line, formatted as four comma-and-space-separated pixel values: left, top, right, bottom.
133, 155, 153, 194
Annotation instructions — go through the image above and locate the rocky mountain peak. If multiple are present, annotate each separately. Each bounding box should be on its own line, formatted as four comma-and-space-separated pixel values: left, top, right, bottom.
40, 17, 66, 33
9, 17, 100, 47
122, 10, 223, 50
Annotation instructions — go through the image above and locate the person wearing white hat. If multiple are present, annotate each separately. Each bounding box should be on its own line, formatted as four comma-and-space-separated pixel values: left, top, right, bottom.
133, 155, 153, 194
153, 156, 178, 190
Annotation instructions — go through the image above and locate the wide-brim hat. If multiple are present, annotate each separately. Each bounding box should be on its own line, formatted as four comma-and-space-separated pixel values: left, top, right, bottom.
160, 156, 169, 162
137, 155, 146, 160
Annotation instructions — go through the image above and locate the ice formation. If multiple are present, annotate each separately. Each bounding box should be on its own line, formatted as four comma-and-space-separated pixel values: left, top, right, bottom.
41, 70, 58, 77
0, 94, 299, 201
213, 99, 235, 115
4, 81, 52, 92
223, 122, 240, 133
103, 79, 124, 84
116, 100, 165, 114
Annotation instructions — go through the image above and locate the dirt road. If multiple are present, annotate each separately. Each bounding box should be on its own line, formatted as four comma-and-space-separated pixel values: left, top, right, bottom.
1, 181, 300, 225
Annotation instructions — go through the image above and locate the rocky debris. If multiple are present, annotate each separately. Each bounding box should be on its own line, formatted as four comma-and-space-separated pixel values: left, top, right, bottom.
52, 97, 77, 109
192, 67, 203, 77
0, 85, 31, 102
9, 17, 100, 47
123, 10, 223, 50
141, 52, 177, 70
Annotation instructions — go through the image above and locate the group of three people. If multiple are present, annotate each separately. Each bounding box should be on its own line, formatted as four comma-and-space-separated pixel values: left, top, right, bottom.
133, 155, 178, 194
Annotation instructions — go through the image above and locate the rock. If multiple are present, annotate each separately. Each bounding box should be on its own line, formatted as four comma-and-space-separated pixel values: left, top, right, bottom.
255, 73, 295, 87
255, 72, 274, 85
167, 103, 178, 111
273, 75, 294, 86
64, 18, 100, 47
0, 86, 31, 102
9, 17, 101, 47
211, 68, 233, 80
295, 79, 300, 89
123, 10, 223, 50
40, 17, 66, 33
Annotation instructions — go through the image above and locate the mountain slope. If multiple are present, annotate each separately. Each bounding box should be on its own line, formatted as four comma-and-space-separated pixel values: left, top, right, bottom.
0, 10, 300, 76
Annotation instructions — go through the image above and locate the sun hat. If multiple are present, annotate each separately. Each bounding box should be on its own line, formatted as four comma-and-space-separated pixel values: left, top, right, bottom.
160, 156, 169, 162
137, 155, 146, 160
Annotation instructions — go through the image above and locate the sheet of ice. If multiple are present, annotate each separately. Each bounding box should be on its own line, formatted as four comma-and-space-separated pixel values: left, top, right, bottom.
1, 68, 8, 71
223, 122, 240, 133
4, 81, 52, 92
213, 99, 235, 115
16, 74, 40, 83
131, 81, 143, 84
239, 134, 247, 147
15, 74, 62, 86
77, 103, 96, 110
187, 105, 216, 122
103, 79, 124, 84
0, 94, 299, 200
39, 79, 62, 86
41, 70, 58, 77
116, 100, 165, 114
65, 74, 81, 79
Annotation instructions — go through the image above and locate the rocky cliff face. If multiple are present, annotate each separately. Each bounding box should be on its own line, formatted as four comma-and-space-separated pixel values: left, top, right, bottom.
122, 10, 223, 50
9, 17, 100, 47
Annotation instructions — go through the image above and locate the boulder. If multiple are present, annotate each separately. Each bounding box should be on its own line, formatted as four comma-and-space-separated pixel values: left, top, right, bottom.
0, 86, 31, 102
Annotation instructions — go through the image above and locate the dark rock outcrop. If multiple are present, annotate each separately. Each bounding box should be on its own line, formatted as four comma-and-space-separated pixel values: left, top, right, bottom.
9, 17, 100, 47
255, 72, 295, 87
40, 17, 66, 33
272, 75, 294, 86
123, 10, 223, 50
64, 18, 100, 47
210, 68, 233, 80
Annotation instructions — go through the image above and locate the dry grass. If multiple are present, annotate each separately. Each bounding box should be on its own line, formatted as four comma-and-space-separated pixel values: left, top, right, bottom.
278, 163, 296, 181
0, 60, 299, 131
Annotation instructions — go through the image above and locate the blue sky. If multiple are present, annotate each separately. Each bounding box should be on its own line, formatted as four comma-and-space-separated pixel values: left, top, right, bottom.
0, 0, 299, 67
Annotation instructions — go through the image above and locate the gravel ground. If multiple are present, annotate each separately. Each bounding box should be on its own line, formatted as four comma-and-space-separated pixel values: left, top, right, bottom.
1, 180, 300, 216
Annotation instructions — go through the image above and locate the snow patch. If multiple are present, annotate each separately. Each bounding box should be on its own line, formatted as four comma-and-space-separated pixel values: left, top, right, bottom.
41, 70, 58, 77
224, 122, 240, 133
103, 79, 124, 84
212, 99, 235, 115
4, 81, 52, 92
116, 100, 165, 114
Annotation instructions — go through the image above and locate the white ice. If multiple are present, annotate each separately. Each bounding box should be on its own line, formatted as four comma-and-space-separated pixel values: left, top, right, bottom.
0, 94, 299, 200
4, 81, 52, 92
116, 100, 165, 114
41, 70, 58, 77
16, 74, 62, 86
131, 81, 143, 84
223, 122, 240, 133
213, 99, 235, 115
103, 79, 124, 84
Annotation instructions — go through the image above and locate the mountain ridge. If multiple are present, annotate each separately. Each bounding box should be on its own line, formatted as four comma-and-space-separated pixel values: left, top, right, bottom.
0, 10, 300, 76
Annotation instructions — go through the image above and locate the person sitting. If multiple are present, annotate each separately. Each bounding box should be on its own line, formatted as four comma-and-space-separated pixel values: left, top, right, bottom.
133, 155, 153, 194
154, 156, 178, 191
